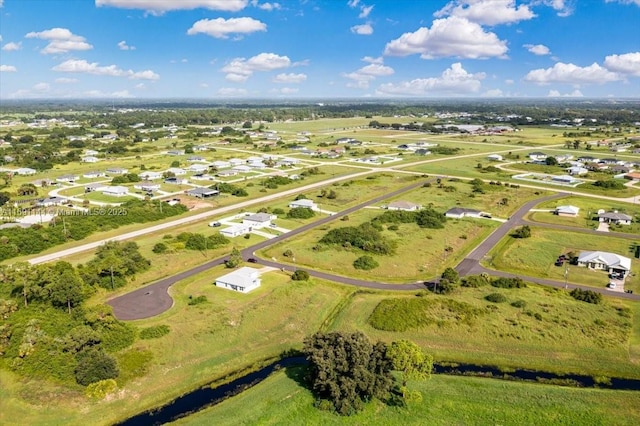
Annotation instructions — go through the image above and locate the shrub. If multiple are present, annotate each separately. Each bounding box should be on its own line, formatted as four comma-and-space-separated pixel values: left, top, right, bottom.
491, 277, 526, 288
283, 249, 294, 258
461, 275, 490, 288
272, 208, 285, 215
353, 255, 379, 270
569, 288, 603, 304
152, 242, 168, 254
485, 293, 507, 303
85, 379, 118, 400
287, 207, 315, 219
512, 225, 531, 239
139, 325, 170, 340
291, 270, 310, 281
188, 295, 208, 305
510, 300, 527, 308
115, 349, 153, 384
75, 348, 119, 386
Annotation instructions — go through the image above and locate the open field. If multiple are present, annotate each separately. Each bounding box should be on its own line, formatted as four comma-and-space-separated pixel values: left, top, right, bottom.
326, 287, 639, 379
174, 366, 640, 426
0, 271, 353, 426
487, 227, 640, 293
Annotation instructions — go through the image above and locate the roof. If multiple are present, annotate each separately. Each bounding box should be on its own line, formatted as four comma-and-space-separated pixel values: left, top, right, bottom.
555, 205, 580, 214
446, 207, 481, 215
187, 187, 218, 195
290, 199, 316, 207
216, 267, 260, 288
578, 251, 631, 271
388, 201, 421, 209
103, 185, 128, 193
599, 211, 632, 221
244, 213, 273, 223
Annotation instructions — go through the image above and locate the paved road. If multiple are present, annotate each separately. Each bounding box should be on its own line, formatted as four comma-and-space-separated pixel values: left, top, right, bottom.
108, 177, 432, 319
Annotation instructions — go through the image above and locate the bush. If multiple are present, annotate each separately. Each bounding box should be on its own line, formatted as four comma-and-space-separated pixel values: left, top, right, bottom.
85, 379, 118, 400
188, 295, 208, 305
152, 242, 168, 254
75, 348, 119, 386
569, 288, 603, 304
510, 300, 527, 308
461, 275, 490, 288
291, 270, 310, 281
287, 207, 315, 219
139, 325, 170, 340
353, 255, 379, 270
512, 225, 531, 239
485, 293, 507, 303
115, 348, 153, 384
272, 208, 285, 215
491, 277, 526, 288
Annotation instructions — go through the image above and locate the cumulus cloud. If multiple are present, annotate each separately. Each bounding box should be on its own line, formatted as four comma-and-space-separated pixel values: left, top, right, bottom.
384, 17, 508, 59
605, 0, 640, 5
217, 87, 248, 96
55, 77, 78, 83
547, 89, 584, 97
84, 89, 134, 98
0, 64, 17, 72
376, 62, 485, 96
524, 44, 550, 55
52, 59, 160, 80
187, 17, 267, 39
95, 0, 248, 14
117, 40, 135, 50
534, 0, 574, 17
359, 5, 374, 18
221, 52, 291, 82
25, 27, 93, 54
351, 23, 373, 35
604, 52, 640, 76
362, 56, 384, 64
273, 73, 307, 83
434, 0, 536, 25
343, 59, 394, 89
524, 62, 620, 84
347, 0, 360, 7
483, 89, 504, 97
2, 42, 22, 51
251, 0, 281, 10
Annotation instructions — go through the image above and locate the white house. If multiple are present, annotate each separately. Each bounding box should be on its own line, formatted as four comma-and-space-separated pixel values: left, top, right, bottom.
566, 166, 588, 176
220, 224, 252, 238
551, 175, 580, 184
242, 213, 275, 229
134, 181, 161, 192
85, 183, 106, 193
211, 160, 231, 169
216, 267, 262, 293
187, 164, 209, 173
106, 167, 128, 175
555, 205, 580, 217
487, 154, 503, 161
83, 171, 105, 179
289, 199, 318, 210
598, 211, 632, 225
84, 149, 99, 156
56, 174, 78, 183
232, 165, 252, 173
101, 186, 129, 197
528, 152, 547, 162
81, 156, 99, 163
228, 158, 245, 166
445, 207, 486, 219
14, 167, 37, 175
186, 187, 219, 198
577, 251, 631, 277
140, 171, 163, 180
165, 167, 187, 176
387, 201, 422, 211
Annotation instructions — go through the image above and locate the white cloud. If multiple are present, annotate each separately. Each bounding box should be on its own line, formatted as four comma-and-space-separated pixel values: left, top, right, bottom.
0, 65, 17, 72
343, 60, 394, 89
434, 0, 536, 25
52, 59, 160, 80
604, 52, 640, 76
534, 0, 574, 17
134, 83, 146, 89
84, 89, 134, 98
483, 89, 504, 97
351, 23, 373, 35
605, 0, 640, 5
524, 44, 550, 55
55, 77, 78, 83
187, 17, 266, 39
25, 28, 93, 54
252, 1, 281, 10
118, 40, 136, 50
2, 42, 22, 51
33, 82, 51, 92
362, 56, 383, 64
376, 62, 485, 96
347, 0, 360, 7
0, 1, 3, 7
200, 83, 209, 88
384, 17, 508, 59
505, 79, 514, 85
273, 73, 307, 83
279, 87, 299, 94
221, 52, 291, 82
95, 0, 249, 13
547, 89, 584, 97
359, 5, 374, 18
217, 87, 248, 96
524, 62, 620, 84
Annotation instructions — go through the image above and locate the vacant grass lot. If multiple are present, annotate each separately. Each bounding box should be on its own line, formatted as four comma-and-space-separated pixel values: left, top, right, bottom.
0, 271, 353, 426
487, 227, 640, 293
327, 288, 639, 379
174, 366, 640, 426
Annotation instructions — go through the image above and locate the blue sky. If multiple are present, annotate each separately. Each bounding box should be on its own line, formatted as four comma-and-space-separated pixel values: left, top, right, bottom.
0, 0, 639, 99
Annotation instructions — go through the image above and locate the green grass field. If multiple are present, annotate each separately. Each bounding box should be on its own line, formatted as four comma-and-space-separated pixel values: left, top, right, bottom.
173, 366, 640, 426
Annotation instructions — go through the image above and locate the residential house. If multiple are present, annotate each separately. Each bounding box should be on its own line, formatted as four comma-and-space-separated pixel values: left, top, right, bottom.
81, 156, 99, 163
84, 149, 99, 156
167, 150, 185, 156
555, 205, 580, 217
289, 199, 319, 211
85, 183, 106, 193
216, 170, 238, 177
336, 137, 356, 144
187, 156, 206, 163
566, 166, 588, 176
56, 174, 78, 184
164, 177, 189, 185
228, 158, 245, 166
551, 175, 580, 184
101, 186, 129, 197
487, 154, 503, 161
624, 172, 640, 181
165, 167, 187, 176
211, 160, 231, 169
83, 171, 105, 179
139, 171, 163, 180
14, 167, 37, 175
242, 213, 276, 229
134, 181, 161, 192
445, 208, 487, 219
32, 178, 53, 187
185, 187, 219, 198
106, 167, 128, 175
215, 267, 261, 293
598, 211, 632, 225
187, 164, 209, 173
554, 154, 573, 163
36, 196, 65, 207
387, 201, 422, 211
232, 165, 252, 173
577, 251, 631, 277
528, 152, 547, 162
219, 224, 252, 238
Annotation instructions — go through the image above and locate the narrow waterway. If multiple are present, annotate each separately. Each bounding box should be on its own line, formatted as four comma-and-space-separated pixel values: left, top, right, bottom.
115, 357, 640, 425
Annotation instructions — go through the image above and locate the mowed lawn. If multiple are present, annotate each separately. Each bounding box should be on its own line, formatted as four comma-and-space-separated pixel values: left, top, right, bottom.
174, 366, 640, 426
0, 272, 353, 426
327, 287, 639, 379
487, 227, 640, 293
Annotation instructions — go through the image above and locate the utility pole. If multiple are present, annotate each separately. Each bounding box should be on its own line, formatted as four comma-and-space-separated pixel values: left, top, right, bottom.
564, 265, 569, 289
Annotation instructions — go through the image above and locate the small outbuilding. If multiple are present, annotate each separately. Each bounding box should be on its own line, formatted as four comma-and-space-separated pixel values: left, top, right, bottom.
555, 205, 580, 217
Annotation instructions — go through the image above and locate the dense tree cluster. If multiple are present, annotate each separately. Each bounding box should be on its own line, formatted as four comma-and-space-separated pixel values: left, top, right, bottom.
287, 207, 315, 219
374, 208, 447, 229
319, 222, 396, 255
211, 182, 248, 197
570, 288, 603, 304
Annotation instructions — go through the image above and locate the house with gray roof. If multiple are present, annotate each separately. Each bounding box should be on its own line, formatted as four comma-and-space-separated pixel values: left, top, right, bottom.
215, 267, 262, 293
598, 211, 632, 225
577, 251, 631, 277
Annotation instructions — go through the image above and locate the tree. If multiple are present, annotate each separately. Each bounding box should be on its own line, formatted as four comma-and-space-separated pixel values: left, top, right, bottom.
353, 255, 379, 270
47, 262, 89, 313
303, 332, 393, 415
74, 348, 119, 386
513, 225, 531, 239
291, 269, 310, 281
440, 267, 459, 284
242, 121, 252, 128
225, 247, 242, 268
0, 191, 10, 207
545, 156, 558, 166
387, 340, 433, 401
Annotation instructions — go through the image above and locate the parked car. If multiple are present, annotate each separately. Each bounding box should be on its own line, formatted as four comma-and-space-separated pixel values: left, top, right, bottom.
209, 221, 221, 227
608, 282, 617, 289
247, 258, 257, 263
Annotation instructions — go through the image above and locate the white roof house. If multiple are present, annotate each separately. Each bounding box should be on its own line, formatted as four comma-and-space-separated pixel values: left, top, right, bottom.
134, 181, 161, 191
187, 164, 209, 173
445, 207, 486, 219
577, 251, 632, 275
387, 201, 422, 211
165, 167, 187, 176
555, 205, 580, 216
220, 224, 252, 238
487, 154, 503, 161
83, 171, 105, 179
598, 211, 632, 225
242, 213, 275, 229
101, 185, 129, 197
566, 166, 588, 176
106, 167, 128, 175
289, 199, 318, 210
81, 156, 99, 163
140, 171, 163, 180
14, 167, 37, 175
211, 160, 231, 169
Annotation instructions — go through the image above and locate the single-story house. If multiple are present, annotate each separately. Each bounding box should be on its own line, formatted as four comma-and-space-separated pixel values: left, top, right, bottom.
101, 186, 129, 197
228, 158, 245, 166
14, 167, 37, 175
187, 164, 209, 173
566, 166, 588, 176
289, 199, 318, 210
134, 181, 161, 192
186, 187, 219, 198
624, 172, 640, 181
551, 175, 580, 184
216, 170, 238, 177
165, 167, 187, 176
528, 152, 547, 162
445, 208, 487, 219
414, 149, 431, 156
232, 165, 252, 173
36, 196, 65, 207
32, 178, 53, 187
81, 156, 99, 163
211, 161, 231, 169
598, 211, 632, 225
487, 154, 503, 161
577, 251, 631, 277
164, 177, 189, 185
215, 267, 262, 293
56, 174, 78, 184
220, 224, 252, 238
85, 183, 106, 193
167, 150, 185, 156
242, 213, 276, 229
84, 149, 99, 156
555, 205, 580, 217
83, 171, 105, 179
387, 201, 422, 211
555, 154, 573, 163
337, 137, 357, 144
139, 171, 163, 180
106, 167, 128, 175
187, 156, 206, 163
